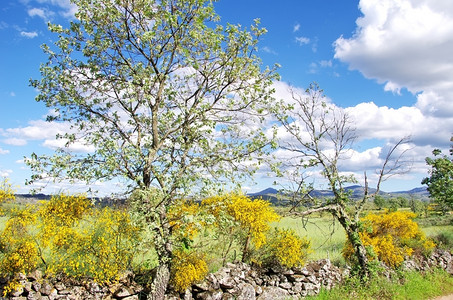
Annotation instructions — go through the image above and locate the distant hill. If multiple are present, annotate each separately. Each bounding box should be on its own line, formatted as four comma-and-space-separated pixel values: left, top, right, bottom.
249, 185, 429, 204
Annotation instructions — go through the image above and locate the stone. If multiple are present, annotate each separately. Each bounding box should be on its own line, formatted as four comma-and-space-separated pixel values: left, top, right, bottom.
279, 282, 292, 290
113, 286, 134, 298
221, 293, 234, 300
23, 281, 33, 293
39, 282, 55, 296
54, 282, 66, 291
121, 296, 139, 300
193, 280, 210, 292
291, 282, 302, 294
236, 283, 255, 300
254, 285, 262, 295
196, 290, 223, 300
218, 276, 235, 289
25, 290, 41, 300
257, 286, 289, 300
11, 285, 24, 297
288, 274, 305, 282
27, 270, 43, 282
32, 281, 42, 292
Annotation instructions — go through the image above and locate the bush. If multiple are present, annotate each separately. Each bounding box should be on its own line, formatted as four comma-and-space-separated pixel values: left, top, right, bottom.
0, 206, 39, 295
202, 193, 280, 262
0, 192, 143, 296
46, 207, 142, 282
253, 228, 311, 268
170, 249, 208, 292
343, 211, 435, 268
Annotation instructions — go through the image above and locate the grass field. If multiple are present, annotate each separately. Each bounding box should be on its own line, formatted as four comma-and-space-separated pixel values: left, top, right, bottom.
276, 213, 453, 265
276, 216, 346, 263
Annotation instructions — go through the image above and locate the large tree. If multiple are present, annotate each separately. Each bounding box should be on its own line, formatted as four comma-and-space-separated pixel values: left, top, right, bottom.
422, 136, 453, 211
273, 84, 410, 279
28, 0, 278, 297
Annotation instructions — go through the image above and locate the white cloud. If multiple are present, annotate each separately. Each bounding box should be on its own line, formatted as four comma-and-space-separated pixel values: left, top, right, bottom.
334, 0, 453, 118
345, 102, 453, 147
295, 36, 310, 46
42, 139, 95, 153
28, 7, 51, 20
0, 148, 9, 155
0, 169, 12, 177
261, 46, 277, 55
3, 138, 27, 146
319, 60, 332, 68
20, 31, 38, 38
293, 23, 300, 32
3, 119, 69, 140
10, 92, 16, 97
38, 0, 78, 18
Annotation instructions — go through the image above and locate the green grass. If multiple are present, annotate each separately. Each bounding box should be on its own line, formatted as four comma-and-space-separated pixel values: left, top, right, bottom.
307, 268, 453, 300
276, 216, 346, 264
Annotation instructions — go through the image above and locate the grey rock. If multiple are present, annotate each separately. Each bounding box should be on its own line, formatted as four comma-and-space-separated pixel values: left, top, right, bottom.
220, 293, 234, 300
278, 282, 292, 290
288, 274, 305, 282
257, 286, 289, 300
236, 283, 255, 300
113, 286, 134, 298
25, 290, 41, 300
27, 270, 43, 282
11, 285, 24, 297
32, 281, 42, 292
39, 282, 55, 296
218, 276, 235, 289
196, 290, 223, 300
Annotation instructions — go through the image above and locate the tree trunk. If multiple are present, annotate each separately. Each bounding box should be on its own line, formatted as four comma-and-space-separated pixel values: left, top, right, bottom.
149, 203, 173, 299
149, 263, 171, 300
346, 227, 370, 280
335, 209, 370, 280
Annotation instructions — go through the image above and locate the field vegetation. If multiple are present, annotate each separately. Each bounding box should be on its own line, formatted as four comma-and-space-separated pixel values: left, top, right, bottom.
1, 175, 453, 298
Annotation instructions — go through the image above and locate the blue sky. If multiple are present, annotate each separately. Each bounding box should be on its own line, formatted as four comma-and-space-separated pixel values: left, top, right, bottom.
1, 0, 453, 195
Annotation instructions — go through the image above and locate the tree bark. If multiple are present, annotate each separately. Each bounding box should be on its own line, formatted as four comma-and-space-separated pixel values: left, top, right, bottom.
149, 263, 171, 300
336, 209, 370, 279
149, 203, 173, 299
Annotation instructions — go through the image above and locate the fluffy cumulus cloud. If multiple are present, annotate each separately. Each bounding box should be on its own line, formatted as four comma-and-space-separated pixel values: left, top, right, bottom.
1, 119, 93, 152
334, 0, 453, 117
25, 0, 77, 19
269, 80, 451, 189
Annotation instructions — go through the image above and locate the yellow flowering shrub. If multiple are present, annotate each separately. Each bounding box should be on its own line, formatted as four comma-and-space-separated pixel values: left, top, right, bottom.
0, 206, 39, 296
226, 194, 281, 249
203, 193, 280, 245
46, 207, 142, 282
254, 228, 311, 268
0, 178, 15, 204
343, 211, 436, 268
170, 250, 208, 292
0, 192, 143, 294
269, 228, 310, 268
168, 200, 205, 241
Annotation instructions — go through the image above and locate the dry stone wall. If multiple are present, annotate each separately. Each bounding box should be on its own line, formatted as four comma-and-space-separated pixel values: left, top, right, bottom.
2, 250, 452, 300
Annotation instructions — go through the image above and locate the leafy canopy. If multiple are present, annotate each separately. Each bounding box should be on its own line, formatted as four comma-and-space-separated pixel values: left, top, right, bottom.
422, 136, 453, 209
29, 0, 278, 198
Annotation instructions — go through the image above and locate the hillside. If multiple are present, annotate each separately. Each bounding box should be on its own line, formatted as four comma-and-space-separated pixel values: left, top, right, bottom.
249, 185, 430, 205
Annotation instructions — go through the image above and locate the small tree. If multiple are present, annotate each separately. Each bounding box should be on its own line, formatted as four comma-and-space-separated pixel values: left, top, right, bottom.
373, 195, 387, 210
273, 84, 410, 279
422, 136, 453, 211
28, 0, 278, 297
